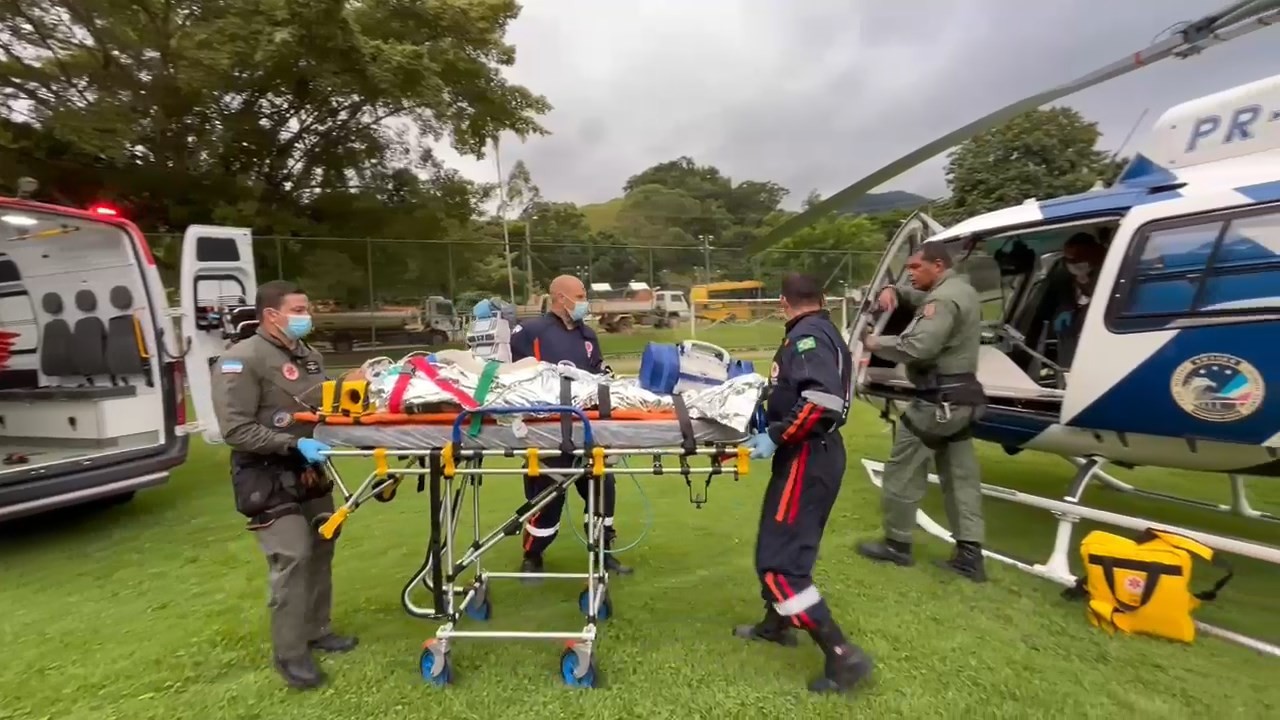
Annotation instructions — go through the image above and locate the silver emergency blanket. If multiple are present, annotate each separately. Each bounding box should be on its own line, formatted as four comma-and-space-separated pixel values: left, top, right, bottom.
355, 351, 765, 433
314, 418, 748, 451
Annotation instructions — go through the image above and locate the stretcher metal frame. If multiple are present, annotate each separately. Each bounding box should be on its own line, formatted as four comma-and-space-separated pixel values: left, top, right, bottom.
311, 404, 751, 688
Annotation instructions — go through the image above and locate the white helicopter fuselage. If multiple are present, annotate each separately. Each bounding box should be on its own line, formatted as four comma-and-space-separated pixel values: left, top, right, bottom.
853, 70, 1280, 477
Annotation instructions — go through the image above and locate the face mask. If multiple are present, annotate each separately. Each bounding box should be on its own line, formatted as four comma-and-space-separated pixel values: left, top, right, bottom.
1066, 261, 1092, 279
570, 300, 589, 322
282, 313, 313, 340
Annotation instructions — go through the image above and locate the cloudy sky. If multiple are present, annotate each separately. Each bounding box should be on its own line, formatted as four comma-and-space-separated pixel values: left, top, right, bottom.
432, 0, 1279, 210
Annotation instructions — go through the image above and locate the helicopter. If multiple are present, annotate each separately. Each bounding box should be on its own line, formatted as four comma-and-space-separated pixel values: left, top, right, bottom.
751, 0, 1280, 657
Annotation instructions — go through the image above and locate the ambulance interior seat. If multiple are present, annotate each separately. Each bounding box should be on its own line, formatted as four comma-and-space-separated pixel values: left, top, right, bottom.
0, 286, 147, 401
225, 305, 259, 343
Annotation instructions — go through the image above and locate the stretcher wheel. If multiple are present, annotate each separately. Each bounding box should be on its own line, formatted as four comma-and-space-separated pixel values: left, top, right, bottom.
559, 646, 599, 689
578, 588, 612, 621
419, 639, 453, 686
310, 513, 341, 541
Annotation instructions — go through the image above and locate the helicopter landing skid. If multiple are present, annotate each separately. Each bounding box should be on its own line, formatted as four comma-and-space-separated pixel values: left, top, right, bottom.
1078, 457, 1280, 524
860, 456, 1280, 658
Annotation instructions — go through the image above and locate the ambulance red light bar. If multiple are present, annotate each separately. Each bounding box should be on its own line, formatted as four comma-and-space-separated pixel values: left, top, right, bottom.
88, 203, 120, 217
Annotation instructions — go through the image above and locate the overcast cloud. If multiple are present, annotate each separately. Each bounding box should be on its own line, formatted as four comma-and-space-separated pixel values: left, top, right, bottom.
432, 0, 1280, 210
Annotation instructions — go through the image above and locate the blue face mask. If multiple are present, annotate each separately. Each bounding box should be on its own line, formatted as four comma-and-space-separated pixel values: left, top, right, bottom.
570, 300, 589, 322
283, 314, 313, 340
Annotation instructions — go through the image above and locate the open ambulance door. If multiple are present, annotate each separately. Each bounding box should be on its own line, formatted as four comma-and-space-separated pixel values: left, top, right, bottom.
847, 211, 943, 393
178, 226, 257, 444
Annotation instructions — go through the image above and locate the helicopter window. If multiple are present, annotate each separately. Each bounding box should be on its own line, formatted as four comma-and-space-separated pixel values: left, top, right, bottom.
1212, 212, 1280, 267
1111, 204, 1280, 327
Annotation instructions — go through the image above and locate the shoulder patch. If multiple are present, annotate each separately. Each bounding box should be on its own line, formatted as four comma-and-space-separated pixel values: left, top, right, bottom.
220, 360, 244, 374
922, 302, 936, 318
795, 336, 817, 353
512, 324, 523, 334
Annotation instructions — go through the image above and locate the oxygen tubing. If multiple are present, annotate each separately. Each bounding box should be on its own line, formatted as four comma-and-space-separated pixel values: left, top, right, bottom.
567, 457, 654, 554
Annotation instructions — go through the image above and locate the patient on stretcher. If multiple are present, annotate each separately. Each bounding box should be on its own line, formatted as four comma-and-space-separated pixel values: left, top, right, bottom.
341, 348, 765, 434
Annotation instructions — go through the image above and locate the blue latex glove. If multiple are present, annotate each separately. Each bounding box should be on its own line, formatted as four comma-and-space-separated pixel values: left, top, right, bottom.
1052, 310, 1072, 335
473, 299, 494, 319
745, 432, 777, 460
297, 438, 331, 464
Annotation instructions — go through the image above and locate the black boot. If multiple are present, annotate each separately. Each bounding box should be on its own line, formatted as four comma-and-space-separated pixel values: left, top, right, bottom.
732, 605, 799, 647
586, 523, 634, 576
309, 632, 359, 654
806, 620, 874, 694
273, 653, 326, 690
602, 531, 633, 576
935, 541, 987, 583
856, 537, 915, 567
519, 553, 544, 584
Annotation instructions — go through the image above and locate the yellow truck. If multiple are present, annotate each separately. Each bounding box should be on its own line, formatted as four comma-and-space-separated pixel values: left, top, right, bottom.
689, 280, 776, 323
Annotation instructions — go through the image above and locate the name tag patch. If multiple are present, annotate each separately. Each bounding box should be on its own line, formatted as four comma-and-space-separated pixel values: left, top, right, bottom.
304, 359, 323, 375
220, 360, 244, 374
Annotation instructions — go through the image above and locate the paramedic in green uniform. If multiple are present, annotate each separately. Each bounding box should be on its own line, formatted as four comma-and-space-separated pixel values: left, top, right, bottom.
855, 243, 990, 582
211, 280, 358, 690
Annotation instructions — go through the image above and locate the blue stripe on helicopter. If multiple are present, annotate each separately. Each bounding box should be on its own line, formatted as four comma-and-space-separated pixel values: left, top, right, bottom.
1113, 154, 1181, 189
1037, 185, 1183, 221
1234, 179, 1280, 203
1068, 322, 1280, 446
972, 407, 1055, 449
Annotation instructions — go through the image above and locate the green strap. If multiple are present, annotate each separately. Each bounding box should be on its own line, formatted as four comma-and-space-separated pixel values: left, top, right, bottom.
467, 361, 501, 437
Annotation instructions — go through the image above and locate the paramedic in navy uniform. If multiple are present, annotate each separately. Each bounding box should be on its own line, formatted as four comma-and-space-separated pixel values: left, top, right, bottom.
734, 272, 874, 694
509, 274, 634, 578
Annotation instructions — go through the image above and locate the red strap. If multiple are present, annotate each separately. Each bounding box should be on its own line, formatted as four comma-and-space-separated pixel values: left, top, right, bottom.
408, 357, 478, 410
386, 371, 415, 414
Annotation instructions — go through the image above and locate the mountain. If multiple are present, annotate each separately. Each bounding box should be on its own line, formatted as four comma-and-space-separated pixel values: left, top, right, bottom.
828, 190, 932, 216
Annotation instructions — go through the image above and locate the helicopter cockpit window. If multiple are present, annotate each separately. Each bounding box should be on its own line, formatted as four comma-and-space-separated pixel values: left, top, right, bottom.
1115, 206, 1280, 324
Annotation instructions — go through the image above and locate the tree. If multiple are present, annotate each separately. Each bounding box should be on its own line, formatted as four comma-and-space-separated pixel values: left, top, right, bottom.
756, 215, 885, 291
0, 0, 550, 229
941, 106, 1126, 221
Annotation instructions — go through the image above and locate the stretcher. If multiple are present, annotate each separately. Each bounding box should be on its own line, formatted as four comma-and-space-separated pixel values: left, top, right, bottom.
304, 403, 752, 689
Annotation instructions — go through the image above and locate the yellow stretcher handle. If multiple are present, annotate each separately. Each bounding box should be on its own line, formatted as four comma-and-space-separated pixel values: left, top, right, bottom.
736, 445, 750, 476
442, 443, 456, 478
591, 447, 606, 477
319, 506, 350, 540
526, 447, 541, 477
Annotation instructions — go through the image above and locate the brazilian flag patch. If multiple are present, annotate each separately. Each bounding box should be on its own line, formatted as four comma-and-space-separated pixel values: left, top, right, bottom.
795, 336, 817, 353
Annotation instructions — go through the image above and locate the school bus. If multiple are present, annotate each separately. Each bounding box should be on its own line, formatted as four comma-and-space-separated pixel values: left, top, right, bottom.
689, 280, 775, 322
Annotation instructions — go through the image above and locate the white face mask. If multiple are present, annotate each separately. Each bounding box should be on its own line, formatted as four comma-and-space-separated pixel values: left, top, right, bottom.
1066, 261, 1091, 279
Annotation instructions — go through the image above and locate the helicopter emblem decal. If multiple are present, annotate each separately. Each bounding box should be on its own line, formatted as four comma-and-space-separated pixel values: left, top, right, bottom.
1169, 353, 1265, 423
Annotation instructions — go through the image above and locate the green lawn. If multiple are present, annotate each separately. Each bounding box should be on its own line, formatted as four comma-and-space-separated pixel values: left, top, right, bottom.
3, 405, 1279, 717
328, 321, 785, 369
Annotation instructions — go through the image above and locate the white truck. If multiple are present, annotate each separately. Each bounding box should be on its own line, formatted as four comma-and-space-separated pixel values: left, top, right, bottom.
311, 296, 462, 352
588, 282, 690, 332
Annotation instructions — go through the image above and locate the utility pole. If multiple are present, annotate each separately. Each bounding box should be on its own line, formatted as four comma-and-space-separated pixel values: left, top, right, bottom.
524, 216, 535, 300
699, 234, 713, 284
493, 137, 516, 304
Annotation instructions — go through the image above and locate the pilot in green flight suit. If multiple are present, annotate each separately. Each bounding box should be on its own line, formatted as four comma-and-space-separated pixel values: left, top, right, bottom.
855, 243, 990, 582
211, 280, 360, 690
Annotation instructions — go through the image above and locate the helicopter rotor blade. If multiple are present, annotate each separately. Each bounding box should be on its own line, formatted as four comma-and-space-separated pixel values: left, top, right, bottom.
750, 0, 1280, 253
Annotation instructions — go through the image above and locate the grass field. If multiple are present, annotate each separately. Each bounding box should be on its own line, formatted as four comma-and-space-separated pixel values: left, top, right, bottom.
3, 351, 1279, 718
327, 319, 786, 369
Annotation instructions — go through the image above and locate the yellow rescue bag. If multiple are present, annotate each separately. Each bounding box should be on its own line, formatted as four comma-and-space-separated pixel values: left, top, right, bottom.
1074, 528, 1233, 644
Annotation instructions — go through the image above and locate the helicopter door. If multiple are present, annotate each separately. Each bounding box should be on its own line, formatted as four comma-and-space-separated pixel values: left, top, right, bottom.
178, 225, 258, 444
848, 211, 943, 390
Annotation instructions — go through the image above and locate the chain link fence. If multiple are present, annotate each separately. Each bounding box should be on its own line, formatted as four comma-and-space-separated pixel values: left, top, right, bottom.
149, 233, 882, 358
